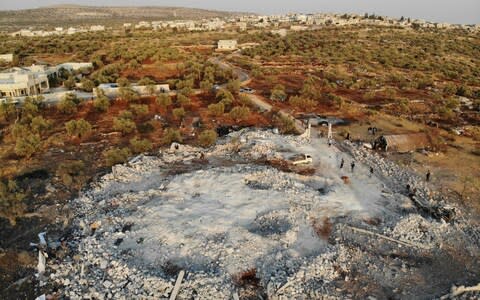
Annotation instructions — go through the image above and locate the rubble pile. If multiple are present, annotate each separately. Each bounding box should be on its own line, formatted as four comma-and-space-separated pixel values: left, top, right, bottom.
387, 214, 449, 248
43, 129, 479, 299
344, 141, 456, 221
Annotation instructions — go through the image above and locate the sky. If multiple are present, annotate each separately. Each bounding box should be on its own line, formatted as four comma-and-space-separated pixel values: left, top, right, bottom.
1, 0, 479, 24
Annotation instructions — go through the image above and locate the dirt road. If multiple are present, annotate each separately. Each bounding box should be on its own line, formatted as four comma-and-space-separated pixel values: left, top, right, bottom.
210, 56, 305, 133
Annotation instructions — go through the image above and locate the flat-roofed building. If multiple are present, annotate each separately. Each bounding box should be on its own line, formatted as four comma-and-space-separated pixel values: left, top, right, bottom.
0, 67, 50, 97
0, 54, 13, 63
217, 40, 238, 51
0, 62, 93, 98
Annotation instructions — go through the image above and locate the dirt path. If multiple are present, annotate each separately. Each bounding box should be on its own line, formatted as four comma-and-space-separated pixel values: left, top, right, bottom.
210, 56, 305, 133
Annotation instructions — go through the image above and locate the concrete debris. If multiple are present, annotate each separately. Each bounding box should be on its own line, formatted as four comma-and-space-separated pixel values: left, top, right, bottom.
45, 129, 478, 299
37, 251, 47, 274
343, 225, 431, 250
440, 282, 480, 299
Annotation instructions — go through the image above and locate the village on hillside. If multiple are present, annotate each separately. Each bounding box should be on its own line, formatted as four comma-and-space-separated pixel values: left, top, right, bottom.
0, 5, 479, 300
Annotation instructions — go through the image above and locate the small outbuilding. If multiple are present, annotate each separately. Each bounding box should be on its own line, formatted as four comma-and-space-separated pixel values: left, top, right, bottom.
217, 40, 238, 51
374, 133, 431, 153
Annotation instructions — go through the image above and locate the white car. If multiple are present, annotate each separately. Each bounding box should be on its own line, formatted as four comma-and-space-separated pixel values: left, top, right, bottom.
291, 154, 313, 165
240, 87, 255, 94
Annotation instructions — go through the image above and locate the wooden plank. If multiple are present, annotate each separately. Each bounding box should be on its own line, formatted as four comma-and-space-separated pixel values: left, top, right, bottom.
169, 270, 185, 300
344, 225, 431, 250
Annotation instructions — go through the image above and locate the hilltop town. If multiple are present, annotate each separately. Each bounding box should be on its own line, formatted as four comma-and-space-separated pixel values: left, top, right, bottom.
0, 5, 479, 300
5, 10, 480, 37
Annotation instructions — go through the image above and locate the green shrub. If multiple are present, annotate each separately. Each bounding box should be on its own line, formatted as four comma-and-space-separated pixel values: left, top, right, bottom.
198, 130, 217, 147
443, 83, 457, 96
226, 79, 241, 94
118, 110, 133, 120
119, 87, 139, 102
80, 78, 95, 92
208, 102, 225, 116
270, 84, 287, 101
22, 97, 41, 120
172, 107, 186, 120
138, 121, 155, 133
56, 160, 86, 188
113, 117, 136, 134
104, 147, 132, 167
0, 98, 17, 121
11, 124, 29, 139
238, 94, 253, 107
156, 94, 172, 107
0, 180, 26, 225
65, 119, 92, 138
130, 137, 153, 153
216, 89, 234, 103
274, 114, 297, 134
93, 95, 110, 112
15, 133, 41, 158
177, 94, 191, 106
116, 77, 130, 87
30, 116, 51, 135
288, 96, 316, 110
63, 76, 76, 90
162, 128, 182, 145
130, 104, 149, 116
200, 80, 213, 93
363, 91, 376, 101
229, 106, 251, 121
58, 93, 79, 114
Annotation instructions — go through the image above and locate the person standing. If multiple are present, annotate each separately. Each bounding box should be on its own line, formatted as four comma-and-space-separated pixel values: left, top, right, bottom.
370, 166, 374, 177
351, 161, 356, 172
426, 170, 431, 182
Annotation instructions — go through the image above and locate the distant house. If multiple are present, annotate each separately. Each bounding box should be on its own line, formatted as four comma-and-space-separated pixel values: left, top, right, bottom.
374, 133, 431, 153
0, 54, 13, 63
271, 29, 287, 37
217, 40, 238, 51
290, 25, 308, 31
95, 83, 170, 98
237, 22, 247, 31
90, 25, 105, 32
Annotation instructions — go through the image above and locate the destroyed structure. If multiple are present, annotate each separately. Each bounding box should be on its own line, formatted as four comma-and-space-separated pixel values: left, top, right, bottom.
40, 129, 479, 299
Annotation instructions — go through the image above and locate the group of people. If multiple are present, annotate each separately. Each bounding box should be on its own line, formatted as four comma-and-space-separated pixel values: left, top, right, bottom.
367, 127, 379, 135
339, 158, 364, 174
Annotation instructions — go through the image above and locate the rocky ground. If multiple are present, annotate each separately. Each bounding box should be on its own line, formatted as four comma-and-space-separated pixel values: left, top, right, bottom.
34, 129, 479, 299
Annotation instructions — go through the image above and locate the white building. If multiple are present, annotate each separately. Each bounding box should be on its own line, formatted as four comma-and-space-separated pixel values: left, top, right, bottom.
290, 25, 308, 31
0, 54, 14, 63
217, 40, 238, 51
95, 83, 170, 98
135, 21, 151, 29
90, 25, 105, 32
237, 22, 247, 31
0, 67, 50, 97
0, 62, 93, 98
271, 29, 287, 37
203, 20, 225, 31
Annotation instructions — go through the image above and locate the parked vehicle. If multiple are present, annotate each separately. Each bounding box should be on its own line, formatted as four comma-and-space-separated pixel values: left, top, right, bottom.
240, 87, 255, 94
291, 154, 313, 165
